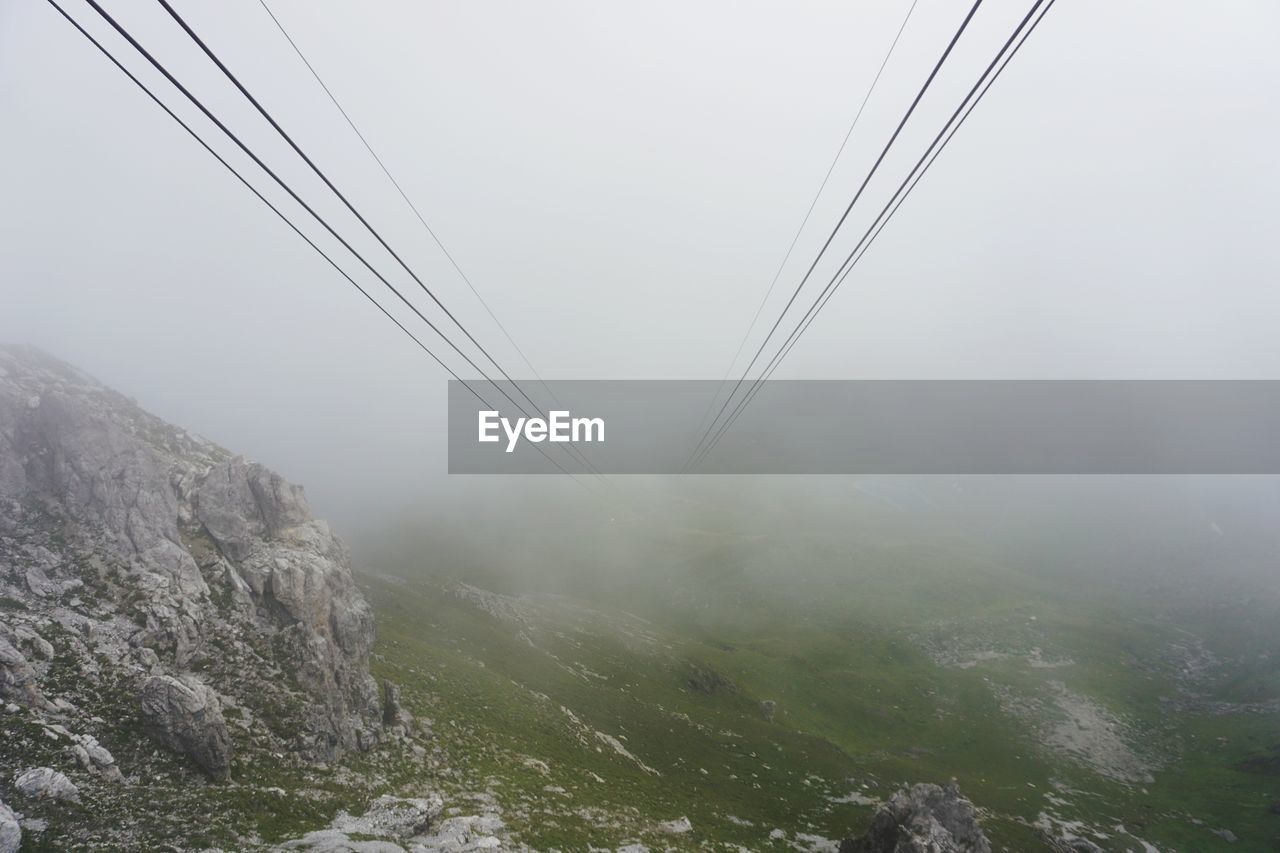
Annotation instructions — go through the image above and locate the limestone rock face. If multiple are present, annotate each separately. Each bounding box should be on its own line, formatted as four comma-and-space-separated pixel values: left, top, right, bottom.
839, 783, 991, 853
139, 674, 233, 780
0, 344, 383, 773
190, 455, 380, 755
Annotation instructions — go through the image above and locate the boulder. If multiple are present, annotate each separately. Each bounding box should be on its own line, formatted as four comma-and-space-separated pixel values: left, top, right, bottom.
839, 783, 991, 853
139, 674, 232, 780
69, 733, 124, 783
13, 767, 80, 804
686, 663, 734, 695
657, 816, 693, 834
0, 799, 19, 853
331, 794, 443, 840
382, 680, 412, 730
278, 829, 406, 852
12, 625, 54, 661
0, 636, 46, 709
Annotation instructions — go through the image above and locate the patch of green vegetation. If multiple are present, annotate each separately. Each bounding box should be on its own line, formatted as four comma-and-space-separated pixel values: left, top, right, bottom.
352, 510, 1280, 851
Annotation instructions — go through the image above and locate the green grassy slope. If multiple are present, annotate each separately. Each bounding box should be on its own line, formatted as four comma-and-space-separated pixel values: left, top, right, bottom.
352, 492, 1280, 851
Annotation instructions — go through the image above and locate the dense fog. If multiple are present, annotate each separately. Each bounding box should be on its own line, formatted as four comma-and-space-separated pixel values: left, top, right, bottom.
4, 0, 1280, 526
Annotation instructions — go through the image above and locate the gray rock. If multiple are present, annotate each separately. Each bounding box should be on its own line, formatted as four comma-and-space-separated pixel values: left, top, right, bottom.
279, 829, 406, 852
194, 457, 313, 563
0, 799, 19, 853
1054, 841, 1103, 853
330, 794, 443, 840
657, 816, 693, 834
0, 636, 46, 709
382, 680, 412, 729
408, 813, 506, 851
12, 625, 54, 661
839, 783, 991, 853
0, 345, 382, 762
760, 699, 777, 722
139, 674, 232, 780
69, 733, 124, 783
13, 767, 80, 804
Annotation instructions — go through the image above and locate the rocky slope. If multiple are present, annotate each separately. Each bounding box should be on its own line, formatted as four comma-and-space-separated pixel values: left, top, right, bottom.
0, 345, 413, 848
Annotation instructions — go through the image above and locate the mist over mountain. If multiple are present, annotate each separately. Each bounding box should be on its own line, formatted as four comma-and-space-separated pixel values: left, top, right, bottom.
4, 0, 1280, 849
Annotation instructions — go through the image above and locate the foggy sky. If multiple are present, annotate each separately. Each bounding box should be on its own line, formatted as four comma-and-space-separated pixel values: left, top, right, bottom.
2, 0, 1279, 524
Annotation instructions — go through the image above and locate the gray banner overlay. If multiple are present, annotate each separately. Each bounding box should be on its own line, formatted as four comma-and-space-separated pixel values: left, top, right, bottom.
448, 380, 1280, 474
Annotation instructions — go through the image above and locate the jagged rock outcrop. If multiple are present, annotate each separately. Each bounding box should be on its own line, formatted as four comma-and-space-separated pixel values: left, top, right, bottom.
0, 346, 433, 848
0, 344, 383, 770
191, 455, 380, 751
839, 783, 991, 853
139, 674, 233, 780
0, 798, 20, 853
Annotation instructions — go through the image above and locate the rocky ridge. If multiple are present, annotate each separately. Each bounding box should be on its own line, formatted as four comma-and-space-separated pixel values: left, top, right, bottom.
0, 345, 415, 848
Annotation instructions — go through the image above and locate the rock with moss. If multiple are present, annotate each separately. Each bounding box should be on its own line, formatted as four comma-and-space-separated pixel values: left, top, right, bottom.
839, 783, 991, 853
13, 767, 80, 804
0, 344, 382, 764
0, 345, 402, 846
139, 674, 232, 781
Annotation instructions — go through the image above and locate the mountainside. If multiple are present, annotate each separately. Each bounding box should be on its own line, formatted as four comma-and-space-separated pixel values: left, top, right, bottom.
357, 489, 1280, 851
4, 346, 1276, 851
0, 346, 432, 849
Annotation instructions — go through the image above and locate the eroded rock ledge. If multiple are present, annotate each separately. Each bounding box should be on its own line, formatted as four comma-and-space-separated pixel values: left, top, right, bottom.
0, 345, 390, 772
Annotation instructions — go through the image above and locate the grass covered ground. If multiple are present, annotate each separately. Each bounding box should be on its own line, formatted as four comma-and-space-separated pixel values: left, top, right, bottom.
355, 482, 1280, 851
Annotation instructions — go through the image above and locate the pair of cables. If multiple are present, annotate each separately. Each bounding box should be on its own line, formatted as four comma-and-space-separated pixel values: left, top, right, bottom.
48, 0, 603, 485
688, 0, 1059, 470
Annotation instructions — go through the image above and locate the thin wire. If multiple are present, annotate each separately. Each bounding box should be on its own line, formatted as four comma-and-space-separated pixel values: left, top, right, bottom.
695, 0, 1053, 469
689, 0, 921, 442
770, 0, 1057, 383
76, 0, 602, 482
76, 0, 528, 415
154, 0, 555, 427
691, 0, 1056, 469
686, 0, 986, 469
255, 0, 564, 410
50, 0, 596, 488
252, 0, 606, 481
